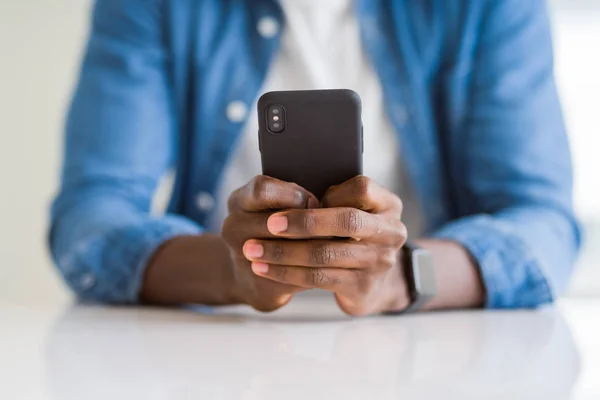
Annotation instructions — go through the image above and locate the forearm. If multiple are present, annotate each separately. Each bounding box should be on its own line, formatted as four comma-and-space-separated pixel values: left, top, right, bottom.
415, 239, 486, 311
50, 191, 201, 303
140, 234, 239, 306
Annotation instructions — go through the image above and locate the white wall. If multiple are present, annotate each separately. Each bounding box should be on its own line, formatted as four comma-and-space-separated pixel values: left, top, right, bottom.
0, 1, 597, 305
0, 1, 92, 304
550, 0, 600, 296
552, 1, 600, 219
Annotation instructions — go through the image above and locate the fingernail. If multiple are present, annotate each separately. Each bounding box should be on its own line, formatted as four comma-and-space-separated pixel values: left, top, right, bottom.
252, 262, 269, 275
308, 197, 319, 209
267, 215, 288, 234
243, 242, 264, 259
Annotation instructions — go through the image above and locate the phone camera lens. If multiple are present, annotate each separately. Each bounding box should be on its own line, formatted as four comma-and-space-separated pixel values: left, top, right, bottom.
267, 104, 285, 133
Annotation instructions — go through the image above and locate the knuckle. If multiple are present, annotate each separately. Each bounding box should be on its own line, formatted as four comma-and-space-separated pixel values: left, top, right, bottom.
320, 185, 337, 207
250, 176, 271, 202
331, 274, 342, 285
274, 265, 289, 281
393, 220, 408, 242
352, 176, 372, 199
399, 222, 408, 239
310, 243, 336, 266
337, 208, 363, 235
377, 250, 397, 271
395, 197, 404, 215
306, 269, 335, 286
290, 184, 308, 207
227, 190, 240, 212
269, 243, 286, 263
301, 211, 319, 234
383, 218, 407, 244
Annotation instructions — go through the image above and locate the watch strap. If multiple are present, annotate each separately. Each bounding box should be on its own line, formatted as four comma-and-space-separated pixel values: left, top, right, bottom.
385, 241, 436, 315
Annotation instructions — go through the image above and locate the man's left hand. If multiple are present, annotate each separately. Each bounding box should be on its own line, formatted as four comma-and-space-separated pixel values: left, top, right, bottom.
242, 176, 410, 316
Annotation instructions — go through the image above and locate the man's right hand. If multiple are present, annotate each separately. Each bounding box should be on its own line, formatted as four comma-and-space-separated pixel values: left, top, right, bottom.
222, 175, 319, 312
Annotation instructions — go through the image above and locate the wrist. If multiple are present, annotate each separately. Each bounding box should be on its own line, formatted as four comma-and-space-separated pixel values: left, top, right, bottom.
382, 247, 412, 313
141, 234, 239, 306
414, 239, 485, 310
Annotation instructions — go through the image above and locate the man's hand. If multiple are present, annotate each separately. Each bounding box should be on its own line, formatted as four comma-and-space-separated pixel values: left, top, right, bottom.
222, 175, 319, 312
241, 176, 410, 316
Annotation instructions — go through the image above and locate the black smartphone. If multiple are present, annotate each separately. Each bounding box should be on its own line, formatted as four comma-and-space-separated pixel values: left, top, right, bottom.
258, 89, 363, 199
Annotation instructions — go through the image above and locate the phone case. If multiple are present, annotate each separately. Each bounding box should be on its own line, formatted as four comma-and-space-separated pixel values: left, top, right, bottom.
258, 89, 363, 199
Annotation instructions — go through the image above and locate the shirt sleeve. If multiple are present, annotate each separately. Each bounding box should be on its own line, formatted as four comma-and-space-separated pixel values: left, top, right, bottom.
49, 0, 201, 303
432, 0, 581, 308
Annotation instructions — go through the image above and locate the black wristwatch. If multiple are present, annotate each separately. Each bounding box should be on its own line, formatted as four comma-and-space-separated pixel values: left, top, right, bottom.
387, 242, 437, 314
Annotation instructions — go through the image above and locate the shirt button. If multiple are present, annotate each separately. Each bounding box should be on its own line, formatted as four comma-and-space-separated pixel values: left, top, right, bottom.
257, 16, 279, 38
226, 101, 248, 123
79, 273, 95, 290
195, 192, 215, 212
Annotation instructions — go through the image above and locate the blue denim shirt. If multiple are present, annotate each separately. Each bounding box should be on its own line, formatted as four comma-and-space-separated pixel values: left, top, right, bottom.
50, 0, 581, 308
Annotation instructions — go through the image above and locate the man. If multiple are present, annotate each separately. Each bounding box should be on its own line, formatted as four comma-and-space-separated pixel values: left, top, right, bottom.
50, 0, 580, 315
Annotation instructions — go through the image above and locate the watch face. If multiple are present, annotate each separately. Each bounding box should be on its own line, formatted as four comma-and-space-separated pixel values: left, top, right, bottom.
412, 249, 437, 297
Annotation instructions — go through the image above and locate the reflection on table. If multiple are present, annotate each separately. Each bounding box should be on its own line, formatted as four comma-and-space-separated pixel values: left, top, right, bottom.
45, 297, 580, 400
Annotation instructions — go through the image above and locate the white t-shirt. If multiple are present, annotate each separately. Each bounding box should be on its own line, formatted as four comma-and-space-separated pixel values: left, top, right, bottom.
209, 0, 423, 237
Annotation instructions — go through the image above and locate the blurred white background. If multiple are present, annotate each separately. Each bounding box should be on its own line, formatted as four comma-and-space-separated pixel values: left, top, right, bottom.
0, 0, 598, 305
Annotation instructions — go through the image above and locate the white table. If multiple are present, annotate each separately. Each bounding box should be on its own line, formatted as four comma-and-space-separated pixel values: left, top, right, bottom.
2, 296, 599, 400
